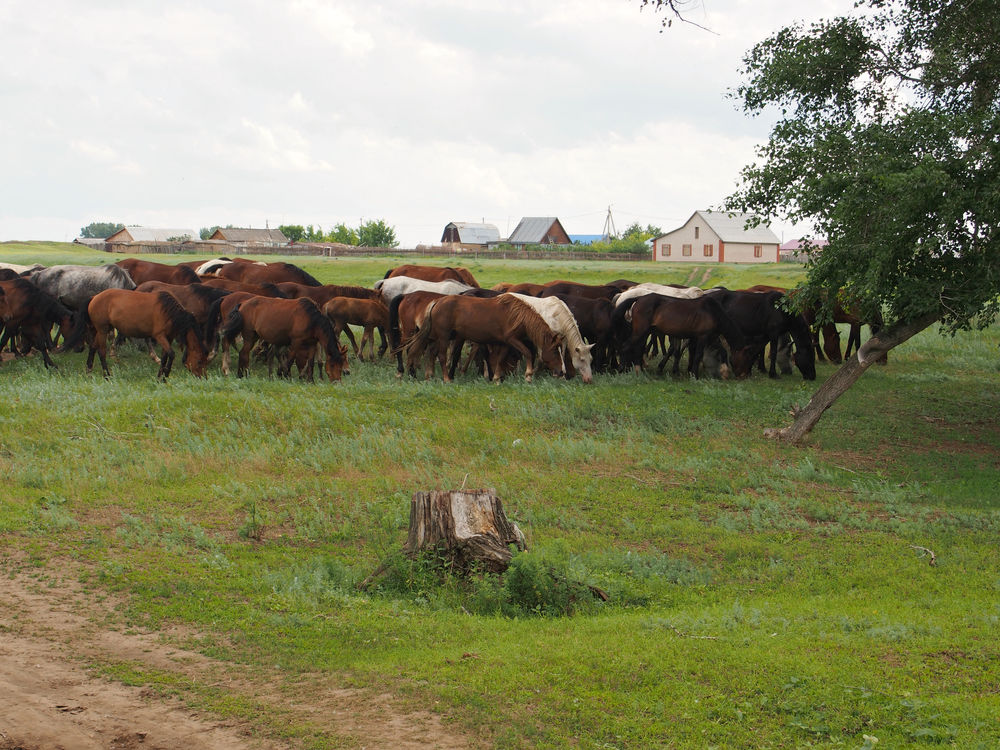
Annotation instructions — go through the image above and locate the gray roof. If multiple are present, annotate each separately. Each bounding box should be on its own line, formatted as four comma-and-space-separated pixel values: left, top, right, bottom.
507, 217, 563, 244
212, 227, 289, 244
442, 222, 500, 245
694, 210, 780, 244
110, 226, 197, 242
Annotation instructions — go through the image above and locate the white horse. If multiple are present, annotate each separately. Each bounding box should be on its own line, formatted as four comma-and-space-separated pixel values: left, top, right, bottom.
374, 276, 473, 302
612, 282, 705, 307
509, 293, 594, 383
0, 261, 44, 275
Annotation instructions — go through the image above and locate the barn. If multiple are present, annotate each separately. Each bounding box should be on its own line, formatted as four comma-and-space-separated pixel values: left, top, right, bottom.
652, 211, 780, 264
506, 217, 571, 248
105, 227, 197, 243
440, 222, 501, 248
208, 227, 289, 247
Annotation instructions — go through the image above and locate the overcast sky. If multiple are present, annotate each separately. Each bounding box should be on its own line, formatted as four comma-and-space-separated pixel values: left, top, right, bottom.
1, 0, 856, 246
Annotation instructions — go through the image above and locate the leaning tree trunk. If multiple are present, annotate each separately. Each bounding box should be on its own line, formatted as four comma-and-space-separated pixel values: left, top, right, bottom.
765, 312, 939, 444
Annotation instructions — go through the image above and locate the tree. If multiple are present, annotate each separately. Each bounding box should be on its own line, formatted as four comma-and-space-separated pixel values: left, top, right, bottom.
326, 222, 359, 245
717, 0, 1000, 442
357, 219, 398, 248
278, 224, 305, 243
80, 222, 124, 239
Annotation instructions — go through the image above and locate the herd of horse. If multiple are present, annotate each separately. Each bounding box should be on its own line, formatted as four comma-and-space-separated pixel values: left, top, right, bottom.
0, 257, 883, 384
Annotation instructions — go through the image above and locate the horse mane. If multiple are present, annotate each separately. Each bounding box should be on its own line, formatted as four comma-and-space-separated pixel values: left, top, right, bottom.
496, 295, 555, 348
174, 264, 200, 284
106, 264, 138, 289
156, 292, 202, 342
511, 294, 583, 348
259, 282, 288, 298
297, 298, 342, 360
188, 283, 230, 304
281, 263, 321, 286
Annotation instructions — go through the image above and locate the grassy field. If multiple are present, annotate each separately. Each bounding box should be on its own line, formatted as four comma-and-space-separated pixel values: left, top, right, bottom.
2, 242, 999, 748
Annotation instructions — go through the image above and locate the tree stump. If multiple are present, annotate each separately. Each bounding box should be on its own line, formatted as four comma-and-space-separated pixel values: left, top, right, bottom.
405, 489, 526, 574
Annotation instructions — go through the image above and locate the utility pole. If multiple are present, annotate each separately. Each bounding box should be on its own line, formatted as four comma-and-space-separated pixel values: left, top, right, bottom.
602, 205, 617, 240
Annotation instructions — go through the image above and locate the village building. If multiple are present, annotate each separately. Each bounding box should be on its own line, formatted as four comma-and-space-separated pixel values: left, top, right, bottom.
652, 210, 780, 264
207, 227, 288, 247
505, 217, 571, 248
780, 237, 829, 261
440, 222, 501, 249
104, 226, 197, 243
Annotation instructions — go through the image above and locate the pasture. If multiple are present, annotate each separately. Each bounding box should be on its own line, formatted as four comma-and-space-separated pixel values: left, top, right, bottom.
2, 241, 999, 748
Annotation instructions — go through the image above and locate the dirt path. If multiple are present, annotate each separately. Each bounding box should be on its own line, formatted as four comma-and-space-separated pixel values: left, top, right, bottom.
0, 563, 470, 749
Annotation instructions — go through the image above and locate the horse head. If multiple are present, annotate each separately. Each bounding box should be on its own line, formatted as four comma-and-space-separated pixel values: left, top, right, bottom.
183, 335, 210, 377
539, 331, 566, 378
730, 345, 756, 379
570, 342, 595, 384
324, 344, 349, 382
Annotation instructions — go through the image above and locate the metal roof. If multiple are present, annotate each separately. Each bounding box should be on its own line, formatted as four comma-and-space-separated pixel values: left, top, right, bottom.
442, 222, 500, 244
694, 210, 780, 244
108, 227, 197, 242
212, 228, 289, 244
507, 217, 563, 244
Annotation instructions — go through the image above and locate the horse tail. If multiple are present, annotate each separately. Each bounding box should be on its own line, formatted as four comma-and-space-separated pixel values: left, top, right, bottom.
610, 296, 639, 354
204, 295, 227, 350
220, 304, 244, 344
383, 268, 394, 280
59, 295, 93, 352
407, 299, 437, 352
388, 293, 406, 354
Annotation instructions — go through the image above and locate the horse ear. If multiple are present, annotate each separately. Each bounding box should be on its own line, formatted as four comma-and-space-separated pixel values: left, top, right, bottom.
585, 343, 595, 352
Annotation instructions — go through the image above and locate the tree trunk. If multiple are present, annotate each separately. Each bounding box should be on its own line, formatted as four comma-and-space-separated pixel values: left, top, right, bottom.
765, 312, 939, 443
405, 489, 526, 573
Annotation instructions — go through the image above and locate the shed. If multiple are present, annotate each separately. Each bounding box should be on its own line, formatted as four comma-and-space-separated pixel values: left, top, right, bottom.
506, 217, 571, 247
208, 227, 289, 246
652, 210, 780, 264
440, 222, 501, 246
105, 226, 197, 243
780, 238, 828, 261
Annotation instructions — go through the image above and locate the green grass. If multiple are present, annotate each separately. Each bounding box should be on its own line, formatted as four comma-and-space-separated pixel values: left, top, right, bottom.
1, 243, 999, 747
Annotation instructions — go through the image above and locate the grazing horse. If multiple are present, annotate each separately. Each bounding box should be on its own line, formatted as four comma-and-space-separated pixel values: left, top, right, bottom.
216, 261, 321, 287
509, 293, 594, 383
198, 277, 288, 297
618, 294, 754, 379
385, 264, 480, 288
322, 297, 389, 361
548, 293, 618, 373
374, 276, 473, 302
0, 262, 44, 275
388, 291, 446, 377
175, 257, 234, 275
406, 294, 565, 383
116, 258, 200, 286
277, 282, 387, 356
134, 282, 231, 350
64, 290, 208, 379
540, 281, 620, 300
26, 264, 136, 311
708, 289, 816, 380
0, 278, 75, 368
221, 297, 347, 382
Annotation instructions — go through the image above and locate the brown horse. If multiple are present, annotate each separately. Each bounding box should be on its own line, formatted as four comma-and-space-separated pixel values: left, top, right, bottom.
198, 277, 288, 297
491, 282, 546, 295
322, 297, 389, 361
386, 264, 479, 288
406, 294, 565, 383
64, 289, 209, 379
116, 258, 200, 286
0, 278, 75, 368
135, 281, 231, 350
617, 294, 754, 378
216, 261, 321, 287
277, 282, 387, 357
387, 291, 446, 377
221, 297, 347, 382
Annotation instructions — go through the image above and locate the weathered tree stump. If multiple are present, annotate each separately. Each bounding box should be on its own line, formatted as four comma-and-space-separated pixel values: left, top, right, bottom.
405, 488, 526, 574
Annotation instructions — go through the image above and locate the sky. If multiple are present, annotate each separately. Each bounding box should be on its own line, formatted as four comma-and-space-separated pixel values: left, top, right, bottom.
0, 0, 857, 246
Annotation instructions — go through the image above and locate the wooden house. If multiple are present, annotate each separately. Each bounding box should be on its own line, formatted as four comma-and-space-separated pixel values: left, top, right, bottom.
208, 227, 288, 247
505, 217, 571, 248
440, 222, 500, 248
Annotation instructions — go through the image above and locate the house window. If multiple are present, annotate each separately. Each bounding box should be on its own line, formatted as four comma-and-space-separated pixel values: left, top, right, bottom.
682, 244, 692, 256
694, 226, 700, 239
704, 244, 713, 257
754, 244, 763, 258
662, 243, 671, 257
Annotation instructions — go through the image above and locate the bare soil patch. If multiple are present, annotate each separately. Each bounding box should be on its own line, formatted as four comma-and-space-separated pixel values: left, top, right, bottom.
0, 559, 470, 749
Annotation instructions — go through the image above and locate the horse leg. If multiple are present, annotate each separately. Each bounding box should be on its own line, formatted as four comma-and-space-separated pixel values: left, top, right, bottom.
341, 324, 361, 361
688, 337, 705, 379
376, 326, 388, 358
768, 336, 779, 378
844, 323, 861, 359
145, 338, 162, 364
237, 333, 256, 377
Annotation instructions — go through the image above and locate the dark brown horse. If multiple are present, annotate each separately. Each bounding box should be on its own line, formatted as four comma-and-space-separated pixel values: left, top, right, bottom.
64, 289, 209, 379
221, 297, 346, 381
491, 282, 546, 295
616, 294, 754, 379
541, 282, 620, 300
322, 297, 389, 361
198, 277, 288, 297
116, 258, 200, 286
406, 294, 565, 383
134, 281, 231, 350
0, 278, 75, 368
277, 282, 387, 356
386, 264, 479, 287
216, 261, 321, 287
